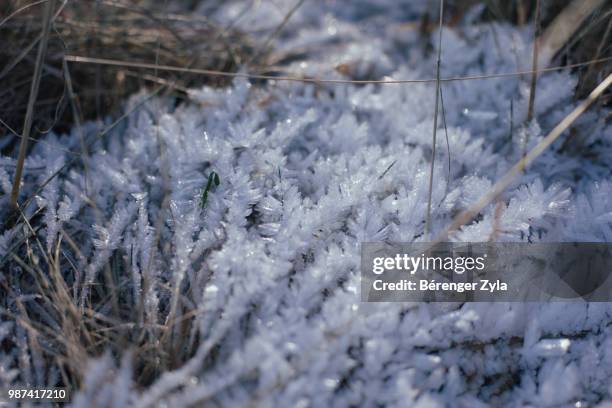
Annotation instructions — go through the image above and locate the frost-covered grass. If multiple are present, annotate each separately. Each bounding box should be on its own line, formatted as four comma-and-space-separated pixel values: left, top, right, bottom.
1, 1, 612, 407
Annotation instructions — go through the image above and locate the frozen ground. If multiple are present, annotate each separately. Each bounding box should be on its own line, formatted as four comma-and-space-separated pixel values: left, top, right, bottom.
1, 1, 612, 406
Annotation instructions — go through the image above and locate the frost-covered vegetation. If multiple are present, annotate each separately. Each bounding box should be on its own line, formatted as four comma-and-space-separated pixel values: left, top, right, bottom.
1, 0, 612, 406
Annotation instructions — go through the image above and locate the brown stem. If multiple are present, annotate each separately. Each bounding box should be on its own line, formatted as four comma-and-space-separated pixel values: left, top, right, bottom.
10, 0, 54, 208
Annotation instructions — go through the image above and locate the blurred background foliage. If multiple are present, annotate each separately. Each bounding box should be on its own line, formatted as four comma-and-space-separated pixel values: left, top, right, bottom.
0, 0, 609, 154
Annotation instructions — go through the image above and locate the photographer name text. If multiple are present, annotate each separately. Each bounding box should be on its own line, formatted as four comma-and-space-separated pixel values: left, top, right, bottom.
370, 254, 508, 293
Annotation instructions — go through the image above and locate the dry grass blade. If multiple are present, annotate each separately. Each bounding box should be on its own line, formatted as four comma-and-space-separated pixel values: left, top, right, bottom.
522, 0, 541, 166
526, 0, 540, 124
433, 72, 612, 243
439, 86, 451, 187
425, 0, 445, 238
63, 54, 612, 85
61, 58, 91, 195
10, 0, 54, 208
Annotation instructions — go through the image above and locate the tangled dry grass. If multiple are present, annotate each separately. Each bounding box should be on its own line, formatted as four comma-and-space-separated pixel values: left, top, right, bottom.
0, 0, 259, 144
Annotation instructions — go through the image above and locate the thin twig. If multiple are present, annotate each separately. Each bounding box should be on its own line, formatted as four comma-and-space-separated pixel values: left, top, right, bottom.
523, 0, 540, 169
10, 0, 54, 208
63, 54, 612, 85
439, 85, 451, 184
526, 0, 541, 123
425, 0, 445, 238
62, 59, 91, 194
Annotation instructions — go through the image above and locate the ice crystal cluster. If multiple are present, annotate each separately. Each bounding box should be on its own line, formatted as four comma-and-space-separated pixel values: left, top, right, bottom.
1, 0, 612, 406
